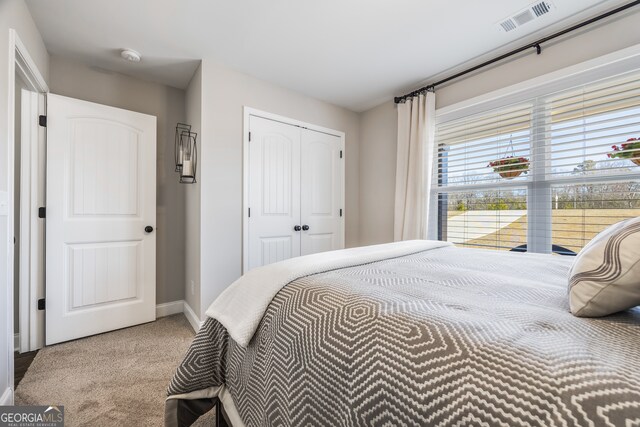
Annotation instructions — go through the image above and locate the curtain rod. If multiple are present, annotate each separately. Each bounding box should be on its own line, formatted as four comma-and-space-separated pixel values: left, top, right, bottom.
394, 0, 640, 104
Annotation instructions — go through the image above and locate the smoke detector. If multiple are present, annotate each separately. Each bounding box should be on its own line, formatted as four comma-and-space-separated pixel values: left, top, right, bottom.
497, 1, 555, 33
120, 49, 142, 63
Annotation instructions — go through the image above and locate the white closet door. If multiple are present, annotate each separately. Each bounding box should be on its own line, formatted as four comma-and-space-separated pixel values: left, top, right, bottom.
247, 116, 301, 270
300, 129, 344, 256
46, 94, 157, 345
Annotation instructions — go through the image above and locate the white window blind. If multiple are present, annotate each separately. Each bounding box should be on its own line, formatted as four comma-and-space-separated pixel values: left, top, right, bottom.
435, 70, 640, 254
547, 72, 640, 179
436, 103, 532, 187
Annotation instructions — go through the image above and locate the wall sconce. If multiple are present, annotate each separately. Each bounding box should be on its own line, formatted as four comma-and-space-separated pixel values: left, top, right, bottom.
175, 123, 190, 173
175, 123, 197, 184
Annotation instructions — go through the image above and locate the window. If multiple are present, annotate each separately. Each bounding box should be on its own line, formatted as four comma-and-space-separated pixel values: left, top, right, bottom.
435, 70, 640, 254
438, 188, 527, 251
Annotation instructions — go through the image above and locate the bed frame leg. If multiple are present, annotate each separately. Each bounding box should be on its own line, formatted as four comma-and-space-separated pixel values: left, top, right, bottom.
215, 398, 230, 427
215, 399, 221, 426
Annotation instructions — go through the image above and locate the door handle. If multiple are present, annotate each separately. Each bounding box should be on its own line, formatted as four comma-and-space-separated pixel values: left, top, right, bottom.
293, 225, 301, 231
145, 226, 154, 233
302, 225, 310, 231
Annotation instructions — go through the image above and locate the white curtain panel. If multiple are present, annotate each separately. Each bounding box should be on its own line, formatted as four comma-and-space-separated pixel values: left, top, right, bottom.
394, 92, 436, 241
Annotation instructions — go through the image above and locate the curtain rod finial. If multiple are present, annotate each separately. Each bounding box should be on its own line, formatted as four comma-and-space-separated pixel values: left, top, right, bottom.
395, 86, 435, 104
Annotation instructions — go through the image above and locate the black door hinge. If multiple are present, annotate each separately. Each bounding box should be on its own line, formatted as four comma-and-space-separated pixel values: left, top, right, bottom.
340, 209, 343, 217
38, 115, 47, 127
38, 207, 46, 218
248, 207, 251, 217
37, 298, 45, 310
340, 150, 343, 158
248, 132, 251, 142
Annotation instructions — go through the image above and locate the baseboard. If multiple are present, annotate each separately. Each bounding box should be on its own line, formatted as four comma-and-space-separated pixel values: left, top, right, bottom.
182, 302, 202, 333
156, 300, 202, 333
14, 333, 19, 351
156, 300, 185, 318
0, 387, 13, 406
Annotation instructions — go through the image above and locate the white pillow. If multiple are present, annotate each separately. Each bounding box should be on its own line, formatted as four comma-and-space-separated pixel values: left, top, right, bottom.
569, 216, 640, 317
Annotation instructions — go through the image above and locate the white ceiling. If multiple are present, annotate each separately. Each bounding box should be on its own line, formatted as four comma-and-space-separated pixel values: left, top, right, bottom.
26, 0, 629, 112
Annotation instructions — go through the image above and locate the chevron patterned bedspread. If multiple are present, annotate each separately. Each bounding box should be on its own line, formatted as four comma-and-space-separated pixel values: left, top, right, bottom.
166, 246, 640, 427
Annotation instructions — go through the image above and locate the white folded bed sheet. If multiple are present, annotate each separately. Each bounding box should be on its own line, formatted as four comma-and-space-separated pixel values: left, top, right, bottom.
205, 239, 452, 347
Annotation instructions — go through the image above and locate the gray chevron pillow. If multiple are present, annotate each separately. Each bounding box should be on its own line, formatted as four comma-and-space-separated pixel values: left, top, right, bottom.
569, 216, 640, 317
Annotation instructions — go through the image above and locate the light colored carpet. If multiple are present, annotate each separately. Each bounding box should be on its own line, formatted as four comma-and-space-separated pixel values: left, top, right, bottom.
16, 314, 216, 426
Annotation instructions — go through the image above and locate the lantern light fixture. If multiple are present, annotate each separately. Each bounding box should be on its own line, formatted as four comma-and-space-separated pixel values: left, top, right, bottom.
175, 123, 190, 172
174, 123, 197, 184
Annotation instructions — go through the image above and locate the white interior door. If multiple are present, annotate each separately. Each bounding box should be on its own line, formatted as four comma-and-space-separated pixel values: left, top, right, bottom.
46, 94, 156, 345
247, 116, 300, 271
300, 129, 344, 255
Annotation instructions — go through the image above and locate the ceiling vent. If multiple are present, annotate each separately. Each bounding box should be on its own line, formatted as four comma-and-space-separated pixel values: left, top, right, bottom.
497, 1, 555, 33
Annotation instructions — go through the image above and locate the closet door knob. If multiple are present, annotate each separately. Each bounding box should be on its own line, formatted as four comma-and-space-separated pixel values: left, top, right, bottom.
145, 226, 154, 233
302, 225, 310, 231
294, 225, 302, 231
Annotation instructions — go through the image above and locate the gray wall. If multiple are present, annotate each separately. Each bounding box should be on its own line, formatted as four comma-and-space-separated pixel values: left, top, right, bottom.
184, 64, 202, 316
49, 55, 187, 305
357, 9, 640, 245
0, 0, 50, 402
359, 100, 397, 246
196, 60, 361, 317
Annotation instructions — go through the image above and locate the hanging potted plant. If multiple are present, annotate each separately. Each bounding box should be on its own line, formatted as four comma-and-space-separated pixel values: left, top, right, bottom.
488, 156, 530, 179
608, 138, 640, 166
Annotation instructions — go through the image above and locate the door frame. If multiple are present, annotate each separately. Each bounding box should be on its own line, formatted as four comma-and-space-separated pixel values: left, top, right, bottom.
19, 90, 46, 353
6, 28, 48, 404
242, 107, 345, 274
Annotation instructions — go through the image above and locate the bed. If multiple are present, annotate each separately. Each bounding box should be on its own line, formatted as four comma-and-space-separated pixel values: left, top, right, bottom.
165, 240, 640, 427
